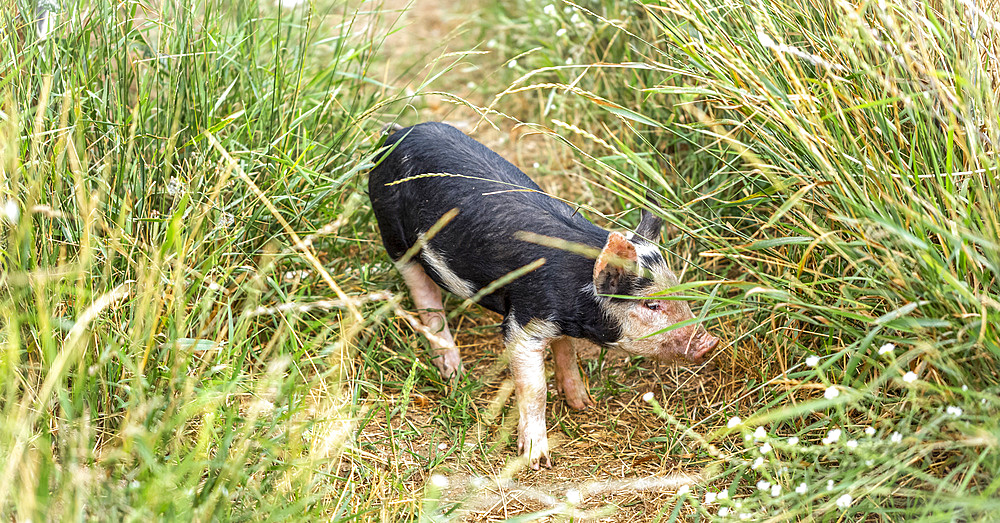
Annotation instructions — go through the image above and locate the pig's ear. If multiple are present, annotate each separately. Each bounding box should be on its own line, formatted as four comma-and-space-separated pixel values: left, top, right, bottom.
593, 232, 638, 295
634, 209, 663, 242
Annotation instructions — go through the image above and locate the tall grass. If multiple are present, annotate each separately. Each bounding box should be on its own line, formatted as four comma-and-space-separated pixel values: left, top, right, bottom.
0, 0, 403, 518
488, 0, 1000, 519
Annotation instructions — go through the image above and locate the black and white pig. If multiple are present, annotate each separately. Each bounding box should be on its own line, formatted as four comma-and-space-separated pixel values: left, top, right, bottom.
369, 122, 719, 469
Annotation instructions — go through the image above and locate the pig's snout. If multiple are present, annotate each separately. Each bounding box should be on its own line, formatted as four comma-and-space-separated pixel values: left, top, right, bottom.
690, 331, 719, 362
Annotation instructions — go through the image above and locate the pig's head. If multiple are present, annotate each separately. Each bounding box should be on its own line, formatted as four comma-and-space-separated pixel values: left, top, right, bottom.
592, 210, 719, 363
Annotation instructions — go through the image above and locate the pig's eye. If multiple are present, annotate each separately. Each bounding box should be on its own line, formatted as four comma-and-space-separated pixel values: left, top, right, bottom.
644, 301, 661, 311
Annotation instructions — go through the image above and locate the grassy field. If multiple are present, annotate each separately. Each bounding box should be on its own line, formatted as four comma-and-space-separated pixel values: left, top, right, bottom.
2, 0, 998, 520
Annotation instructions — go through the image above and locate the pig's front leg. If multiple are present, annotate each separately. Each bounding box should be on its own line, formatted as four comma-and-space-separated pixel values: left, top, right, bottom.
507, 329, 553, 469
552, 337, 595, 410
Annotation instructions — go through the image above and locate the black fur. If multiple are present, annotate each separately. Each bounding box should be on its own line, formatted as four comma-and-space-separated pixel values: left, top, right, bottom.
369, 122, 625, 345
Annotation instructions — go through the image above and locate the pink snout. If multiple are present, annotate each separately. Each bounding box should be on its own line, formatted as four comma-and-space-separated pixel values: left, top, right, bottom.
690, 332, 719, 362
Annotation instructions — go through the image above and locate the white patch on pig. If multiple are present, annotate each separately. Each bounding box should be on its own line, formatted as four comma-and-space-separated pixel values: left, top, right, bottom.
419, 246, 476, 299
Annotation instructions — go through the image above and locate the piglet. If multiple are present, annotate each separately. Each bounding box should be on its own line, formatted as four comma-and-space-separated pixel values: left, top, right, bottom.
369, 122, 719, 469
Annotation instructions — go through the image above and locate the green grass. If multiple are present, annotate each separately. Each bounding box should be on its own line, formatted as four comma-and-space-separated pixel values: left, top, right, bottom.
3, 0, 999, 520
487, 0, 1000, 519
0, 0, 405, 519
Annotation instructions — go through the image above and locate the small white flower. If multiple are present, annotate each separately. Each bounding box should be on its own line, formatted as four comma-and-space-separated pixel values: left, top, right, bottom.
486, 39, 498, 48
727, 416, 742, 428
466, 81, 476, 89
770, 484, 781, 496
3, 200, 18, 224
532, 162, 541, 169
705, 491, 717, 503
903, 371, 918, 383
822, 428, 842, 445
753, 426, 767, 440
760, 442, 772, 454
717, 490, 729, 500
865, 426, 876, 436
566, 488, 582, 504
756, 480, 771, 491
826, 479, 835, 491
543, 4, 557, 16
642, 391, 654, 402
555, 28, 568, 37
824, 386, 839, 399
890, 431, 903, 443
438, 442, 448, 450
787, 436, 799, 446
740, 513, 751, 521
795, 482, 807, 495
835, 493, 853, 509
166, 176, 183, 196
570, 12, 581, 24
806, 355, 820, 367
718, 507, 730, 517
878, 343, 895, 355
752, 456, 764, 469
677, 485, 690, 495
946, 405, 963, 417
846, 439, 858, 449
565, 57, 573, 65
429, 474, 449, 489
962, 385, 968, 391
866, 459, 874, 466
508, 59, 518, 69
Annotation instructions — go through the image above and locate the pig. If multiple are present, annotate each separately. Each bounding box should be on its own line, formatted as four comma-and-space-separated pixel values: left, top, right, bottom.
368, 122, 719, 469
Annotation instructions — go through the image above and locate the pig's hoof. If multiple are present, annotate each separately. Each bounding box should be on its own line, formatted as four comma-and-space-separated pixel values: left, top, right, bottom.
565, 391, 596, 410
432, 353, 464, 381
517, 433, 551, 470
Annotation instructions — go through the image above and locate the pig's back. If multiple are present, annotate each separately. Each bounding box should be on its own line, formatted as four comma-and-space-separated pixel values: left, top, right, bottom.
369, 122, 608, 317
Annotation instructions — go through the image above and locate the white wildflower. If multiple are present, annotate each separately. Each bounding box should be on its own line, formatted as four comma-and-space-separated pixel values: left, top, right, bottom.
543, 4, 557, 16
946, 405, 963, 417
890, 431, 903, 443
806, 355, 820, 367
866, 460, 873, 466
756, 480, 771, 491
727, 416, 742, 428
878, 343, 895, 355
3, 200, 18, 224
865, 426, 876, 436
166, 176, 183, 196
705, 491, 717, 504
566, 488, 581, 504
677, 485, 690, 495
642, 391, 654, 402
508, 59, 518, 69
753, 426, 767, 440
718, 507, 730, 517
826, 479, 835, 491
822, 428, 842, 445
532, 162, 540, 169
752, 456, 764, 469
770, 484, 781, 497
555, 28, 568, 37
846, 439, 858, 449
787, 436, 799, 446
835, 493, 853, 509
903, 371, 918, 383
962, 385, 968, 391
760, 442, 772, 454
429, 474, 449, 489
824, 386, 839, 399
795, 482, 807, 495
717, 490, 729, 500
437, 442, 448, 450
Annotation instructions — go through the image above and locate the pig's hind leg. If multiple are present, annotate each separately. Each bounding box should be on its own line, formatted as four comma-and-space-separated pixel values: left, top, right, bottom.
552, 337, 595, 410
398, 262, 463, 379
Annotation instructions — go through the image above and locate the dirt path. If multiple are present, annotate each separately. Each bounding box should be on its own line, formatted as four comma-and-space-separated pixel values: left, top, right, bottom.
355, 2, 723, 520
